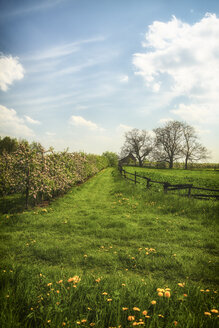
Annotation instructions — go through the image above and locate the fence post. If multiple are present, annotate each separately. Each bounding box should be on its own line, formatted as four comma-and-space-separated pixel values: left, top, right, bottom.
163, 182, 169, 194
146, 178, 151, 189
135, 171, 136, 184
188, 184, 193, 197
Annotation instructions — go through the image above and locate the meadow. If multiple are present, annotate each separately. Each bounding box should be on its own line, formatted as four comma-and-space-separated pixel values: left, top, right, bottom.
0, 167, 219, 327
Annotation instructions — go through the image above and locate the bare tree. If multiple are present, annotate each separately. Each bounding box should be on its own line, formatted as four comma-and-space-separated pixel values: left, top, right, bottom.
153, 121, 183, 168
120, 128, 152, 167
181, 123, 209, 169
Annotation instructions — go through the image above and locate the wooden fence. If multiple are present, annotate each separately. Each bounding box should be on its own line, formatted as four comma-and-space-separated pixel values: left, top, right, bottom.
118, 165, 219, 200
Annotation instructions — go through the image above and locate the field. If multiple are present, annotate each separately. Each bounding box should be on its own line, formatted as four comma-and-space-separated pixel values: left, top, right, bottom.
0, 167, 219, 327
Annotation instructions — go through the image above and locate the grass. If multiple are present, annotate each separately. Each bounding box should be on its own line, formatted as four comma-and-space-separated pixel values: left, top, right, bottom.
0, 168, 219, 327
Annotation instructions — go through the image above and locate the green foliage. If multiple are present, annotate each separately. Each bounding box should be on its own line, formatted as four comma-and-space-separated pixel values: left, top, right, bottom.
0, 168, 218, 327
0, 144, 108, 206
0, 136, 18, 154
102, 151, 118, 167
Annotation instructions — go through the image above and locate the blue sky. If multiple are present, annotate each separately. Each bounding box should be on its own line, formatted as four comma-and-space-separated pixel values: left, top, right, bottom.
0, 0, 219, 161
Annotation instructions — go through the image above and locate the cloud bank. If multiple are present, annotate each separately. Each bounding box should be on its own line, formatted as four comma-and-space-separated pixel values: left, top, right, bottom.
133, 13, 219, 123
0, 54, 24, 91
0, 105, 34, 137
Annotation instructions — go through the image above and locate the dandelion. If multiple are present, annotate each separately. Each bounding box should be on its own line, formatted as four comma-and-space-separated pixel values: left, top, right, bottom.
158, 314, 164, 318
142, 310, 147, 316
183, 294, 188, 297
107, 298, 112, 302
122, 307, 128, 311
58, 280, 63, 284
132, 322, 138, 326
158, 292, 163, 297
84, 254, 88, 258
76, 322, 81, 325
164, 291, 171, 298
47, 283, 52, 286
204, 312, 211, 316
90, 324, 95, 327
62, 323, 66, 326
205, 289, 210, 292
47, 320, 51, 323
145, 316, 150, 318
68, 276, 81, 283
177, 283, 185, 287
122, 283, 126, 286
133, 307, 140, 311
95, 278, 101, 283
151, 300, 156, 305
174, 321, 178, 326
81, 319, 87, 323
30, 308, 34, 311
102, 292, 108, 295
128, 316, 135, 321
211, 309, 218, 313
56, 290, 60, 294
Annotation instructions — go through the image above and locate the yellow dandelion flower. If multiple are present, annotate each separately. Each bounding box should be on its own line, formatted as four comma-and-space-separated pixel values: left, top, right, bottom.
132, 322, 138, 326
56, 290, 60, 293
76, 322, 81, 325
133, 307, 140, 311
102, 292, 108, 295
205, 289, 210, 292
164, 291, 171, 298
204, 312, 211, 316
47, 283, 52, 286
95, 278, 101, 283
47, 320, 51, 323
62, 323, 66, 326
158, 292, 163, 297
158, 314, 164, 318
138, 322, 144, 325
128, 316, 135, 321
151, 300, 156, 305
122, 307, 128, 311
177, 283, 185, 287
122, 283, 126, 286
183, 294, 188, 297
174, 321, 178, 326
81, 319, 87, 323
142, 310, 147, 316
145, 315, 150, 318
58, 280, 63, 284
165, 288, 171, 291
90, 324, 95, 327
107, 298, 112, 302
211, 309, 218, 313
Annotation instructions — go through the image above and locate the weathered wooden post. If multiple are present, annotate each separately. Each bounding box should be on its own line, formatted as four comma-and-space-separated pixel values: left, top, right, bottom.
163, 182, 169, 194
146, 178, 151, 189
135, 171, 137, 184
188, 184, 193, 197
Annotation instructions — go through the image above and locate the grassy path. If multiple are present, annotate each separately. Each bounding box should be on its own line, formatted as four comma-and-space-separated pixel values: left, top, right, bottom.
0, 168, 218, 328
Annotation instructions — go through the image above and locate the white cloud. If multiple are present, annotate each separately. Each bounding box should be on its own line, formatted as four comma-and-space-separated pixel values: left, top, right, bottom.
119, 75, 129, 83
0, 54, 24, 91
46, 132, 56, 136
69, 115, 103, 131
24, 115, 41, 124
116, 124, 133, 133
158, 118, 174, 124
0, 105, 34, 137
133, 13, 219, 123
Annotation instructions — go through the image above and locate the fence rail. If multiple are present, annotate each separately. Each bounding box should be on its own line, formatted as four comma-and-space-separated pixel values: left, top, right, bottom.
118, 165, 219, 200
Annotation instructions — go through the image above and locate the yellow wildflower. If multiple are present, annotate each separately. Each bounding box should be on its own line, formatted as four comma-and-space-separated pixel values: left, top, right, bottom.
177, 283, 185, 287
204, 312, 211, 316
133, 307, 140, 311
158, 292, 163, 297
211, 309, 218, 313
81, 319, 87, 323
122, 307, 128, 311
164, 291, 171, 298
128, 316, 135, 321
151, 300, 156, 305
142, 310, 147, 316
102, 292, 108, 295
107, 298, 112, 302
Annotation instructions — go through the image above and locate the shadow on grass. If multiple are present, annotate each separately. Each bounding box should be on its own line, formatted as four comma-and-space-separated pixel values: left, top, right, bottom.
0, 194, 26, 214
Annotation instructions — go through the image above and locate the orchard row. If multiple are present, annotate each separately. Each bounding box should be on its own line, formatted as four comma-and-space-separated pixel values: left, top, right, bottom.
0, 142, 108, 207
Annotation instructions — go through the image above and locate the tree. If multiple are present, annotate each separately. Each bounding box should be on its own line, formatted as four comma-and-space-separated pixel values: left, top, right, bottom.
153, 121, 183, 168
120, 129, 152, 167
0, 136, 18, 154
181, 123, 209, 169
102, 151, 118, 167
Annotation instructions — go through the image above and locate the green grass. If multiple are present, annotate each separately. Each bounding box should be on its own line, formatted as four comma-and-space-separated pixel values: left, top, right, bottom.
0, 168, 219, 328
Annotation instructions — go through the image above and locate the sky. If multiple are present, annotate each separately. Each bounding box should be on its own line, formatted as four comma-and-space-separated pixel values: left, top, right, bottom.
0, 0, 219, 161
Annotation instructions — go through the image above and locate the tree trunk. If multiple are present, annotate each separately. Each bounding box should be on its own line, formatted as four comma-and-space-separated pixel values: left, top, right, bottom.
184, 156, 188, 170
